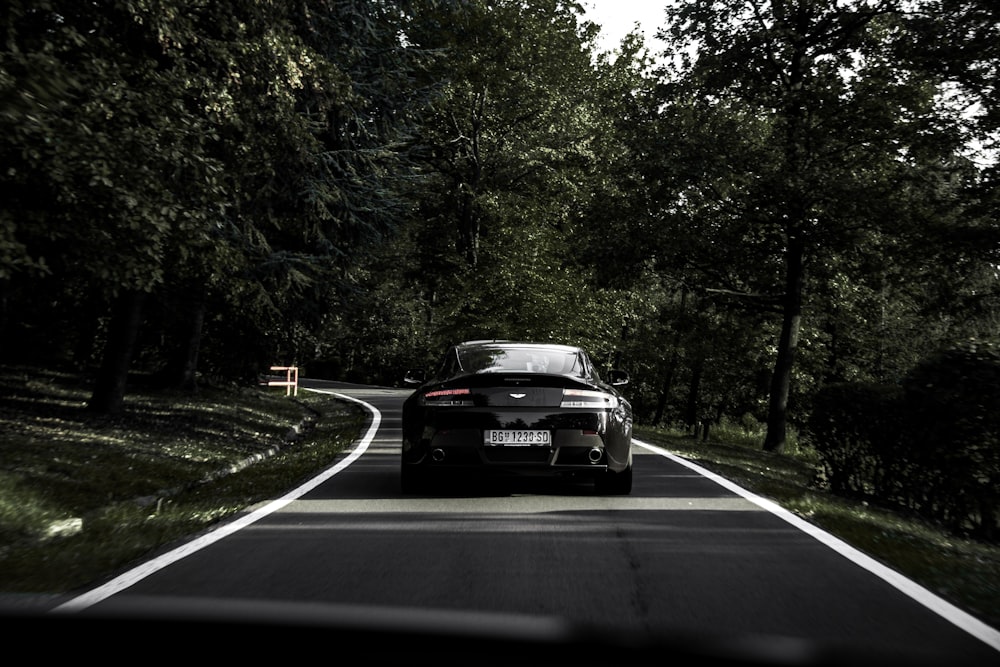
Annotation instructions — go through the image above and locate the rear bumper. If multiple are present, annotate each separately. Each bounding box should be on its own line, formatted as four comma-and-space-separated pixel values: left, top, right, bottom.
402, 429, 630, 475
402, 406, 631, 475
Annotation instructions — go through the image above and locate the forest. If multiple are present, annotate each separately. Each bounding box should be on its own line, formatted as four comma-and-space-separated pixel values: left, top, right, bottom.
1, 0, 998, 475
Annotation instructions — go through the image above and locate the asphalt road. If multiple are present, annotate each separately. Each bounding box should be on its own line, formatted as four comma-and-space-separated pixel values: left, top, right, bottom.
44, 380, 1000, 664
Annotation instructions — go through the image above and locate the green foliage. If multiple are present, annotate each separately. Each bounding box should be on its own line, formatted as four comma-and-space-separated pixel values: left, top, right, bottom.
628, 0, 1000, 451
328, 0, 628, 362
405, 0, 604, 263
903, 339, 1000, 538
2, 0, 999, 443
807, 382, 907, 497
1, 0, 429, 394
807, 340, 1000, 541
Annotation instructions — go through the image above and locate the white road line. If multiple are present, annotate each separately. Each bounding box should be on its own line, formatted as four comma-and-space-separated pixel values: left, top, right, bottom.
52, 390, 380, 614
634, 438, 1000, 653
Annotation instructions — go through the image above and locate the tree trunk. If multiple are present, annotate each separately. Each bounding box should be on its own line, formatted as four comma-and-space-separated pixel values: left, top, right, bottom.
0, 282, 7, 356
653, 289, 688, 425
166, 284, 207, 391
71, 294, 106, 369
88, 290, 147, 415
653, 352, 678, 425
763, 237, 805, 452
763, 38, 810, 453
458, 184, 479, 267
685, 356, 703, 433
455, 90, 485, 268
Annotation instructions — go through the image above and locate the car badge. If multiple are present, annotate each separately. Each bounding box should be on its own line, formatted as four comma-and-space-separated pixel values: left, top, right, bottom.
510, 393, 526, 399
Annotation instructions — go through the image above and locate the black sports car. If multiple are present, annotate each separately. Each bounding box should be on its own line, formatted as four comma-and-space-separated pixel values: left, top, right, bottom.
401, 340, 633, 494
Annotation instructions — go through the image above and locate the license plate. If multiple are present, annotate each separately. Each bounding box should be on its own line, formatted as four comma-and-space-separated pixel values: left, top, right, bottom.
484, 430, 551, 446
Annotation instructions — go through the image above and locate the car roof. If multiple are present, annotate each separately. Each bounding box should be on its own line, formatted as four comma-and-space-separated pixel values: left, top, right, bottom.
455, 340, 583, 353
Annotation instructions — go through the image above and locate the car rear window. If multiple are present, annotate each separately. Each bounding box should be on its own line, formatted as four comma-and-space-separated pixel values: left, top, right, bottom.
457, 347, 582, 376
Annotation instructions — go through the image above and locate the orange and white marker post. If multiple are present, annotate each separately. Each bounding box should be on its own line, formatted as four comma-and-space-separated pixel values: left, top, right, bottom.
267, 366, 298, 396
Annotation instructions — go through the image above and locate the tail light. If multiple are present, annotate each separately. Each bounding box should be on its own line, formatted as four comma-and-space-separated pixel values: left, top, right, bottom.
560, 389, 619, 409
420, 388, 473, 406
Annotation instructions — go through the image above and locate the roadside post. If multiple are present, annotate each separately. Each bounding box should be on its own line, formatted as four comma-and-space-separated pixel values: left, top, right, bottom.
267, 366, 299, 396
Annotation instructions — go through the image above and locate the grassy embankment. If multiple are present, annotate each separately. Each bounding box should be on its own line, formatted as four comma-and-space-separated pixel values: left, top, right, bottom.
0, 365, 997, 633
0, 365, 364, 594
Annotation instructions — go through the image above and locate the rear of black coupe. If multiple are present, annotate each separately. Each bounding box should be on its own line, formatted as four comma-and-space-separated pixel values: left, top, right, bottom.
401, 341, 633, 494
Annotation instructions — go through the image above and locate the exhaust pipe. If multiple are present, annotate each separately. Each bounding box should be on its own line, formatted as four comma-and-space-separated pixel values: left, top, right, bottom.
588, 447, 603, 463
431, 448, 446, 462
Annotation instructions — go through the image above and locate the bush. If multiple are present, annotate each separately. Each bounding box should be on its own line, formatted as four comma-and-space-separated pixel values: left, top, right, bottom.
807, 382, 905, 499
807, 340, 1000, 542
902, 339, 1000, 540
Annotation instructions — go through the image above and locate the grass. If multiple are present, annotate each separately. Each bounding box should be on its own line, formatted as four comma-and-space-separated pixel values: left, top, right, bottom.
1, 366, 997, 634
0, 364, 365, 594
635, 423, 1000, 632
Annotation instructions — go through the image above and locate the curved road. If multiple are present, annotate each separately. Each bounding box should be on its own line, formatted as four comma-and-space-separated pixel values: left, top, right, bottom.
50, 381, 1000, 663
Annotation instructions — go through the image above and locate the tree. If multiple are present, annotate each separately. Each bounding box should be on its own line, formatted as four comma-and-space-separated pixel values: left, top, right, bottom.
1, 1, 228, 410
397, 0, 626, 346
1, 0, 428, 408
653, 0, 978, 450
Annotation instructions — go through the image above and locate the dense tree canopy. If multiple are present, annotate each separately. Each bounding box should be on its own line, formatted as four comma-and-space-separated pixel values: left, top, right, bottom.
638, 0, 998, 450
1, 0, 997, 457
2, 0, 428, 409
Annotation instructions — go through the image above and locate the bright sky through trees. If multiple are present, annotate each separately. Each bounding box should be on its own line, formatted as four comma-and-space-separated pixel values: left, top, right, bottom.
583, 0, 669, 53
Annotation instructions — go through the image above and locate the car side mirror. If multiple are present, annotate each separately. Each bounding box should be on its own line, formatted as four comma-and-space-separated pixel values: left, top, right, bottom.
607, 369, 629, 387
403, 369, 425, 386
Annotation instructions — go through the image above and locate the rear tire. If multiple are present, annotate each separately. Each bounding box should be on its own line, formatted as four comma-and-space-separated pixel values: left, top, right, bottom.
595, 464, 632, 495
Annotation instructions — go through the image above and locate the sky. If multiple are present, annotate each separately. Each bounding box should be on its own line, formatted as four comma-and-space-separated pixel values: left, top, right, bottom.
581, 0, 670, 54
